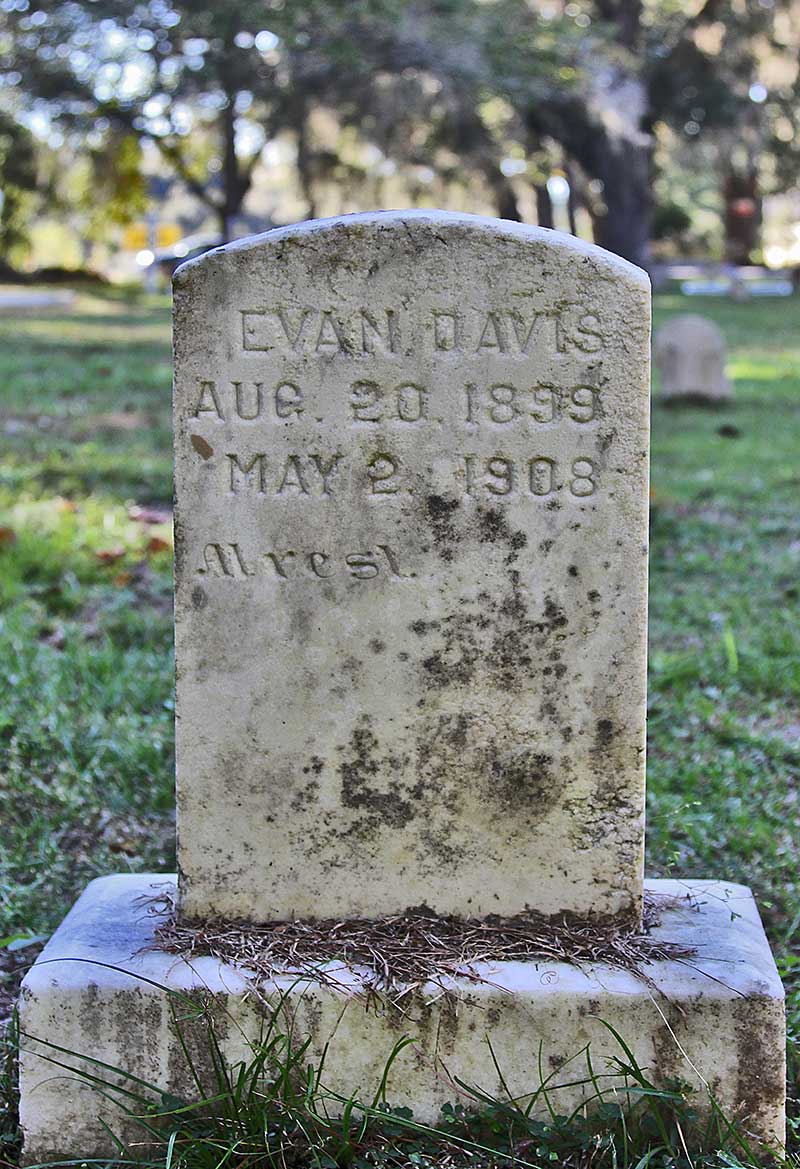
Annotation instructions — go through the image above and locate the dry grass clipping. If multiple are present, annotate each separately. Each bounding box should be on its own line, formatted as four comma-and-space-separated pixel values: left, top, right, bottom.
147, 890, 697, 1007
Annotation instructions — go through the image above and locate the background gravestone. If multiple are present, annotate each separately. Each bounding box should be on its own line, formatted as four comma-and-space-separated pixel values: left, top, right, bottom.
653, 314, 732, 404
173, 211, 651, 924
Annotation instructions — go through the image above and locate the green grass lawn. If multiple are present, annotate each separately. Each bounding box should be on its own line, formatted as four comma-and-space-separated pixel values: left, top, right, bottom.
0, 290, 798, 1157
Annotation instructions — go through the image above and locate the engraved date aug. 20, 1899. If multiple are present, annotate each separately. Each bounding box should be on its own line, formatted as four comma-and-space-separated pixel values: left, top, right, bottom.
190, 378, 603, 430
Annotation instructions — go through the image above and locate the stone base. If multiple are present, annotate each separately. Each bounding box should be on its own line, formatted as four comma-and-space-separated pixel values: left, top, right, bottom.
19, 875, 785, 1160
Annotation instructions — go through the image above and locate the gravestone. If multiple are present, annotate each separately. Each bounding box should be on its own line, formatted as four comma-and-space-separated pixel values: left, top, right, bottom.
653, 314, 732, 404
19, 214, 785, 1160
173, 211, 651, 925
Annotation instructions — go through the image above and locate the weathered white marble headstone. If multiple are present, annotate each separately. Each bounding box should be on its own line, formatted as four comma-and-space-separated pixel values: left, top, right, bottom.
19, 215, 785, 1161
654, 314, 732, 404
172, 211, 651, 925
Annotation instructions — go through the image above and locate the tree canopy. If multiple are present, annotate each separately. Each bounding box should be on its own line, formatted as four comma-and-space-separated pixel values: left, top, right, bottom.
0, 0, 797, 266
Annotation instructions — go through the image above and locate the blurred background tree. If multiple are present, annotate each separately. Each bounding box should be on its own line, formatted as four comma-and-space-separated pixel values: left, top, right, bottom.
0, 110, 37, 268
0, 0, 797, 272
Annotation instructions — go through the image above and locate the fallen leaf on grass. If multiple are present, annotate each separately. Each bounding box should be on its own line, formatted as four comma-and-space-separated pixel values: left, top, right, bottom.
95, 546, 125, 564
128, 504, 172, 525
0, 526, 16, 546
108, 838, 139, 856
113, 571, 133, 587
146, 535, 171, 555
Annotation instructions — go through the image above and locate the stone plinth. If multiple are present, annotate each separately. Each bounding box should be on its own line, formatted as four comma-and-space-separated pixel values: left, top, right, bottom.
19, 874, 785, 1161
173, 212, 651, 925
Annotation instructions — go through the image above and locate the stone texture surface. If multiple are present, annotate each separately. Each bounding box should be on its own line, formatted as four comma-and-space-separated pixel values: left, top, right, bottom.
173, 211, 651, 924
19, 874, 786, 1161
653, 314, 731, 403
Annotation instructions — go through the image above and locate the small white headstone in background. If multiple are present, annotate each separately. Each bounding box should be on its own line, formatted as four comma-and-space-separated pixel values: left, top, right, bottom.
653, 314, 732, 404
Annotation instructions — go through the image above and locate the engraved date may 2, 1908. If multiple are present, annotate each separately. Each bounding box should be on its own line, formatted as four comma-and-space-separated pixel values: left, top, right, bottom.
209, 449, 600, 500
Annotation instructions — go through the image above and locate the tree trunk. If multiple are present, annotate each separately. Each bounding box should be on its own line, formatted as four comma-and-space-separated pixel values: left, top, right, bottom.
535, 184, 553, 229
531, 108, 653, 268
589, 137, 652, 269
565, 161, 579, 236
490, 175, 521, 222
722, 167, 760, 265
296, 111, 318, 221
220, 96, 238, 243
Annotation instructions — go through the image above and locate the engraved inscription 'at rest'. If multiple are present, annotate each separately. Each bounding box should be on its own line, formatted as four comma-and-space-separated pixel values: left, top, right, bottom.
196, 542, 406, 581
240, 305, 605, 356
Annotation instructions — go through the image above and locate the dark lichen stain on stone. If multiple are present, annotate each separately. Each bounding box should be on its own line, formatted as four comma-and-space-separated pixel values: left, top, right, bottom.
417, 824, 462, 872
594, 719, 615, 750
425, 494, 460, 562
474, 507, 526, 556
438, 712, 470, 748
410, 618, 439, 636
338, 719, 415, 831
422, 646, 479, 688
191, 585, 207, 610
543, 596, 568, 630
417, 579, 572, 699
650, 1002, 692, 1088
587, 589, 601, 602
342, 655, 363, 680
489, 751, 560, 817
291, 778, 319, 813
490, 627, 533, 688
568, 565, 579, 577
476, 506, 510, 544
486, 1006, 503, 1028
369, 639, 386, 654
166, 991, 231, 1098
732, 998, 785, 1131
78, 982, 103, 1044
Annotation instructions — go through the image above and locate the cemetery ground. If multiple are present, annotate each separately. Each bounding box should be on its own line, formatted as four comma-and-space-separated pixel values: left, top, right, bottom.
0, 289, 798, 1164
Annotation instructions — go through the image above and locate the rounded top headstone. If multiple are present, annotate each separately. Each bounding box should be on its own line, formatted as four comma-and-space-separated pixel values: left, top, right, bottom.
653, 313, 731, 402
174, 210, 651, 293
172, 210, 652, 926
654, 313, 725, 347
